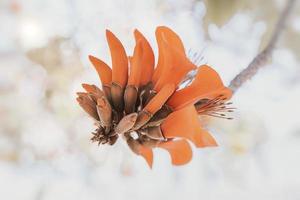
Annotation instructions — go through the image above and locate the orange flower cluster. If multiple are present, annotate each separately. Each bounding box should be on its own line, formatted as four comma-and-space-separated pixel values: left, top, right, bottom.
76, 26, 233, 168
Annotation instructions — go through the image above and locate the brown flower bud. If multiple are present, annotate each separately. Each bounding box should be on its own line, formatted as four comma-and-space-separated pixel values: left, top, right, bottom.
115, 113, 138, 134
143, 105, 173, 128
133, 110, 152, 130
136, 82, 151, 107
124, 85, 138, 114
143, 89, 156, 105
103, 85, 112, 103
141, 126, 164, 140
76, 95, 99, 120
111, 82, 124, 112
96, 97, 112, 130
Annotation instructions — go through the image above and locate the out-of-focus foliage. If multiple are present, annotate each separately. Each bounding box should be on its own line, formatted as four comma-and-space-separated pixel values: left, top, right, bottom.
203, 0, 300, 58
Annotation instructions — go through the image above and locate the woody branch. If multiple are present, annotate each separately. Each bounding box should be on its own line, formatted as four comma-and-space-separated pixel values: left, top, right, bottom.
229, 0, 296, 93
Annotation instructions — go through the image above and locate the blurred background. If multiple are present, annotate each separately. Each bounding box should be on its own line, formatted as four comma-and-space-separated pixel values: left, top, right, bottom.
0, 0, 300, 199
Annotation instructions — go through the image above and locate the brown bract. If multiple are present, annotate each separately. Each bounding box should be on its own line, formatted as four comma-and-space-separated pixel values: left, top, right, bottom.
77, 26, 233, 168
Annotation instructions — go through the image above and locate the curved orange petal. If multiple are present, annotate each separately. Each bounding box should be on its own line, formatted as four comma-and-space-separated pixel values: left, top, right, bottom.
156, 26, 185, 53
196, 130, 218, 147
88, 55, 112, 86
128, 41, 143, 86
153, 43, 196, 92
152, 26, 185, 84
106, 30, 128, 87
167, 65, 232, 110
134, 29, 155, 86
161, 105, 217, 147
144, 84, 175, 114
138, 145, 154, 168
157, 139, 192, 166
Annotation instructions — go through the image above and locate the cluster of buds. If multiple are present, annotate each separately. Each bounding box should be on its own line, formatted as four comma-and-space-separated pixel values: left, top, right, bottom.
76, 26, 233, 168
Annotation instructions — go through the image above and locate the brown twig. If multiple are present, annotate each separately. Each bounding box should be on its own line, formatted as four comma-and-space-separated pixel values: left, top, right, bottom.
229, 0, 296, 93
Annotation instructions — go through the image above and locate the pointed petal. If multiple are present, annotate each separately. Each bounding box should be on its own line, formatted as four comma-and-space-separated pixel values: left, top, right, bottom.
161, 105, 214, 147
144, 84, 175, 114
157, 139, 192, 166
128, 40, 143, 86
82, 83, 96, 93
196, 130, 218, 147
156, 26, 185, 53
106, 30, 128, 87
134, 29, 155, 86
127, 137, 153, 168
88, 55, 112, 86
153, 43, 196, 91
138, 145, 154, 168
152, 26, 185, 84
167, 65, 232, 110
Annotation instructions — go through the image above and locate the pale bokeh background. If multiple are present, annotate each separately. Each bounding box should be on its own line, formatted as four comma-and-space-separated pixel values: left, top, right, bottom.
0, 0, 300, 199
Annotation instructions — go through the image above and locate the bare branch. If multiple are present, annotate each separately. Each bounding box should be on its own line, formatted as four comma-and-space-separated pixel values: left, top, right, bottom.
229, 0, 296, 93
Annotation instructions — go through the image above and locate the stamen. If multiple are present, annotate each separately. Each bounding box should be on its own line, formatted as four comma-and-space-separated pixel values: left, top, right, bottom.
186, 48, 206, 66
196, 96, 235, 120
205, 114, 233, 120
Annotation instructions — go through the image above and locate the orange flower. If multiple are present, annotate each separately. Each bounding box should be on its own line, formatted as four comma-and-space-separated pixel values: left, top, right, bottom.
77, 26, 233, 168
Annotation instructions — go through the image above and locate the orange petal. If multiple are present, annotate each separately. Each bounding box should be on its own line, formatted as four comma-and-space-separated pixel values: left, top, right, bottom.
88, 55, 112, 86
167, 65, 231, 110
156, 26, 185, 53
128, 40, 143, 86
82, 83, 96, 93
134, 29, 155, 86
157, 139, 192, 166
153, 43, 196, 92
196, 130, 218, 147
138, 145, 154, 168
152, 26, 185, 84
161, 105, 216, 147
144, 84, 175, 114
106, 30, 128, 87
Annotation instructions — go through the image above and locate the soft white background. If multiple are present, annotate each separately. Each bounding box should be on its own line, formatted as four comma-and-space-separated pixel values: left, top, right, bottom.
0, 0, 299, 199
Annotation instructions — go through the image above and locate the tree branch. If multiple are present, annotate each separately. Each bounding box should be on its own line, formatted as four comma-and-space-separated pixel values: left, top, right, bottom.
228, 0, 296, 93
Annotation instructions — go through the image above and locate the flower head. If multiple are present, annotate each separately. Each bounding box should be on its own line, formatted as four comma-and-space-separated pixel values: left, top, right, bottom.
76, 26, 233, 168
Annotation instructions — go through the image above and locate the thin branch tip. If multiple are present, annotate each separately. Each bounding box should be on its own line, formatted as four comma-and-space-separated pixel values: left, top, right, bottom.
229, 0, 296, 93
